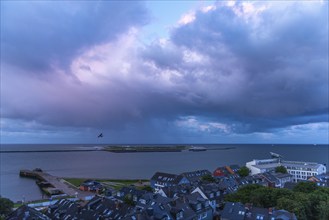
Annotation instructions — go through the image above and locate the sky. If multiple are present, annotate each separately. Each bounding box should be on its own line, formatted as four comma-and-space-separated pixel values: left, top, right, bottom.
1, 0, 328, 144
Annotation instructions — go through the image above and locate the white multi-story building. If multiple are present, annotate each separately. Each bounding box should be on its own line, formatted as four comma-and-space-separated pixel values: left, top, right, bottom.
246, 158, 326, 182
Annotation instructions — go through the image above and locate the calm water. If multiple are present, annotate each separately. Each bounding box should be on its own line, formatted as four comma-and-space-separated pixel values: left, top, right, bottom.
1, 144, 328, 202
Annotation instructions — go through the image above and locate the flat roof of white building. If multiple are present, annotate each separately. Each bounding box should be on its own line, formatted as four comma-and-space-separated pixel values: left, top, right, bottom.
282, 161, 323, 169
249, 159, 325, 170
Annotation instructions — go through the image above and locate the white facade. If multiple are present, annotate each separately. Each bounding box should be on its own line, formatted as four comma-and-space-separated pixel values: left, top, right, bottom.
283, 161, 326, 182
246, 159, 279, 175
246, 159, 327, 182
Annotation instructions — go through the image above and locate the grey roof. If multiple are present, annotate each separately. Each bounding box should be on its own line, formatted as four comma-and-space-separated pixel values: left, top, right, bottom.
116, 186, 147, 199
47, 196, 134, 220
245, 206, 270, 220
151, 172, 187, 185
136, 191, 212, 220
252, 163, 280, 170
272, 210, 297, 220
230, 165, 241, 171
261, 172, 280, 184
158, 185, 192, 198
180, 170, 211, 183
6, 205, 51, 220
251, 159, 324, 170
84, 195, 134, 218
47, 199, 80, 220
273, 173, 292, 179
220, 202, 245, 220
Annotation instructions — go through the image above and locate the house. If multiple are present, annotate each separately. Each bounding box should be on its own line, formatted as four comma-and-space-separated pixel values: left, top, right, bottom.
214, 165, 241, 178
246, 158, 326, 182
229, 165, 241, 174
47, 196, 135, 219
47, 199, 81, 220
237, 174, 266, 187
135, 192, 213, 220
260, 172, 292, 188
220, 202, 245, 220
213, 167, 230, 178
308, 172, 329, 187
184, 192, 213, 220
245, 205, 297, 220
220, 202, 297, 220
272, 173, 293, 188
156, 185, 192, 198
6, 205, 51, 220
115, 186, 147, 204
150, 172, 190, 189
82, 195, 134, 219
192, 183, 223, 212
218, 177, 239, 193
79, 179, 103, 193
271, 209, 297, 220
180, 170, 212, 184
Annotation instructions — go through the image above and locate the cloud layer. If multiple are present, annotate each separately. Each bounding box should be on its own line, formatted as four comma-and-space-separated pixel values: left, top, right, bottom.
1, 1, 328, 143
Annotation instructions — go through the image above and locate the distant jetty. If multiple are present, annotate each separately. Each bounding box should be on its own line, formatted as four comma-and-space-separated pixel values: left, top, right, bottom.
189, 146, 207, 151
0, 149, 97, 153
104, 146, 185, 153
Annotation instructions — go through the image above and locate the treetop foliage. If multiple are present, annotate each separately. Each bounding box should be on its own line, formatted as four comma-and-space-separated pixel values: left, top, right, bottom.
224, 183, 329, 220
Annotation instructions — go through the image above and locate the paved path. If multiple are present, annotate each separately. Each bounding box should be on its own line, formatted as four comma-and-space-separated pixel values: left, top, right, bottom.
20, 170, 94, 200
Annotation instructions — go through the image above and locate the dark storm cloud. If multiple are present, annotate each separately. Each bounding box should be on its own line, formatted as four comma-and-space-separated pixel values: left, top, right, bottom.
1, 1, 328, 142
141, 1, 328, 132
1, 1, 149, 72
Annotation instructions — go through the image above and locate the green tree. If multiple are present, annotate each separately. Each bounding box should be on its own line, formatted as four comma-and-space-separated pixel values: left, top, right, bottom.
123, 194, 135, 206
0, 196, 14, 218
293, 182, 318, 193
201, 174, 216, 183
141, 185, 153, 192
237, 166, 250, 177
275, 165, 288, 174
317, 200, 329, 220
225, 184, 263, 204
277, 196, 308, 220
225, 182, 329, 220
250, 187, 276, 208
308, 188, 329, 220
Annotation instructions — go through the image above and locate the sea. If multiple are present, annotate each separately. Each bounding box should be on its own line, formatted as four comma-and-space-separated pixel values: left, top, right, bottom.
0, 144, 328, 202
